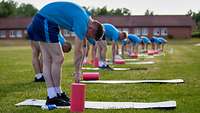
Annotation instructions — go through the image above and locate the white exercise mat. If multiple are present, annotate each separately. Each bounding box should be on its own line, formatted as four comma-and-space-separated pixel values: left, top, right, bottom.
126, 61, 155, 65
82, 67, 130, 71
194, 43, 200, 46
106, 59, 139, 62
80, 79, 184, 84
16, 99, 176, 109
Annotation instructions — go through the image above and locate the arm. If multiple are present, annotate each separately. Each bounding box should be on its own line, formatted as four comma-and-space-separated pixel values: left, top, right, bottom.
121, 44, 125, 58
74, 37, 84, 83
82, 38, 88, 58
112, 41, 116, 63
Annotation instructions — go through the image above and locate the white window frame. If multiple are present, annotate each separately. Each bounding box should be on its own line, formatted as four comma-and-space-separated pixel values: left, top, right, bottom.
161, 28, 168, 36
63, 29, 70, 37
153, 28, 160, 36
122, 28, 129, 33
134, 28, 141, 36
0, 30, 6, 38
141, 28, 148, 36
16, 30, 22, 38
71, 32, 76, 37
9, 30, 16, 38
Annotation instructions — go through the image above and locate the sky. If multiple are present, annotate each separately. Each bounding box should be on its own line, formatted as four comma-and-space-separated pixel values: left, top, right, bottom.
13, 0, 200, 15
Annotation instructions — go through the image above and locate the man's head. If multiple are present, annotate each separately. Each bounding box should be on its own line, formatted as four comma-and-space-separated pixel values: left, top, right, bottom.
87, 19, 104, 41
62, 41, 72, 53
119, 31, 128, 40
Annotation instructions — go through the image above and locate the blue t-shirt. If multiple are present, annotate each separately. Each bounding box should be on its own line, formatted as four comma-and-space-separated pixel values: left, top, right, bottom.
158, 37, 167, 44
103, 23, 119, 42
128, 34, 142, 44
38, 2, 89, 41
152, 36, 161, 44
141, 36, 151, 44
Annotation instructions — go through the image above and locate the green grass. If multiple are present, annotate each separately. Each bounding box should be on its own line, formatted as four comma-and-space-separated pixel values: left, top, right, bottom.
0, 38, 200, 113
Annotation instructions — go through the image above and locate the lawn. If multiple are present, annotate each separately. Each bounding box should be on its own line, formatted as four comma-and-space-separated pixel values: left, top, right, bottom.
0, 38, 200, 113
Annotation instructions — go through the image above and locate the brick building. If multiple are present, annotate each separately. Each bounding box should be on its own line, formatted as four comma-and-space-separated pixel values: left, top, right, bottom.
0, 15, 196, 39
96, 15, 196, 39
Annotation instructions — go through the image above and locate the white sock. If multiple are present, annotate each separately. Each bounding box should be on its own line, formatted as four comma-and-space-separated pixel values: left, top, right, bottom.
47, 87, 57, 99
55, 87, 63, 94
98, 60, 104, 67
35, 73, 43, 79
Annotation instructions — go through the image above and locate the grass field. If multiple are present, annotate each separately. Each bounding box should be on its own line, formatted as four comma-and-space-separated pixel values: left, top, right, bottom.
0, 39, 200, 113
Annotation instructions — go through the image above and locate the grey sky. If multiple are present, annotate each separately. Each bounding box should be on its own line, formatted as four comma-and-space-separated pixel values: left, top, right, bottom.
14, 0, 200, 15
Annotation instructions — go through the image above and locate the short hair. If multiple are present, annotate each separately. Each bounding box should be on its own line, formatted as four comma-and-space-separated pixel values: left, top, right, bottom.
93, 20, 104, 41
62, 41, 72, 53
121, 31, 128, 38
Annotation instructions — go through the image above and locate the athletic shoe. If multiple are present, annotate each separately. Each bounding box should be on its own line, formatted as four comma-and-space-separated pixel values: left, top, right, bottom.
46, 96, 70, 106
34, 76, 45, 82
99, 65, 113, 71
57, 92, 70, 102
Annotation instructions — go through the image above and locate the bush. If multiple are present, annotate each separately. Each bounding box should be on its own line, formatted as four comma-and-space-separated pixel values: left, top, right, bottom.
167, 34, 174, 39
192, 32, 200, 38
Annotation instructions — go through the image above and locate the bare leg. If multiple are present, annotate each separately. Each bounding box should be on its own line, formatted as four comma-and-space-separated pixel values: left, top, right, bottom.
31, 41, 42, 74
48, 43, 64, 87
39, 42, 54, 87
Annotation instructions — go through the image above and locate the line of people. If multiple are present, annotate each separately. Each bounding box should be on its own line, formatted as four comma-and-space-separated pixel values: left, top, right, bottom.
27, 1, 167, 107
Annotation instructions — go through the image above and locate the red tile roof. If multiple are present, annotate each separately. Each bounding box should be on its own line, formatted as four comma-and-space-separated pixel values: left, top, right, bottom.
0, 15, 196, 30
95, 15, 196, 27
0, 17, 32, 29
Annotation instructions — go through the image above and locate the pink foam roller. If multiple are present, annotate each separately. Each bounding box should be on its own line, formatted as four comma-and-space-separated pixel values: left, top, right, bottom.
130, 53, 138, 59
148, 50, 154, 55
70, 83, 86, 112
154, 50, 159, 54
82, 72, 100, 80
114, 59, 125, 64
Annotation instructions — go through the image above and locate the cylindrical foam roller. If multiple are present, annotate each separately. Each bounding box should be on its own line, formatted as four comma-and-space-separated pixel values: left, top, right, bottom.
148, 50, 154, 55
114, 59, 125, 64
130, 53, 138, 59
82, 72, 100, 80
154, 50, 159, 54
70, 83, 86, 112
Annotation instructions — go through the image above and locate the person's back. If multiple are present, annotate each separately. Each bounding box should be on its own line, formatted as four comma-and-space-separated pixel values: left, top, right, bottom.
103, 23, 119, 42
38, 2, 89, 40
128, 34, 142, 44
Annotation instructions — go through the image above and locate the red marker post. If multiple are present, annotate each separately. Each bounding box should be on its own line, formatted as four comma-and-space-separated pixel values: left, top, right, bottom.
70, 83, 86, 112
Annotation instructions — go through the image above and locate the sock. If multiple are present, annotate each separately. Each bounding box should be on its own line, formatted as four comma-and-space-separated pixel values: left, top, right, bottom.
55, 87, 63, 94
35, 73, 43, 79
47, 87, 57, 99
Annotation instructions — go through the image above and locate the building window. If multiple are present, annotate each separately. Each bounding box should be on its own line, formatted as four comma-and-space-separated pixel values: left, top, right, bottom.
161, 28, 168, 36
9, 30, 22, 38
118, 28, 123, 31
71, 32, 76, 37
9, 30, 16, 38
0, 30, 6, 38
24, 30, 27, 34
153, 28, 160, 36
63, 29, 70, 37
16, 30, 22, 38
134, 28, 141, 36
141, 28, 148, 36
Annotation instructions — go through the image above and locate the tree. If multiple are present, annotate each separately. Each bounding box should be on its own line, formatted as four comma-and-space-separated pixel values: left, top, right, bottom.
87, 6, 131, 16
145, 9, 154, 16
0, 0, 17, 17
186, 9, 193, 16
16, 3, 38, 17
0, 0, 37, 17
